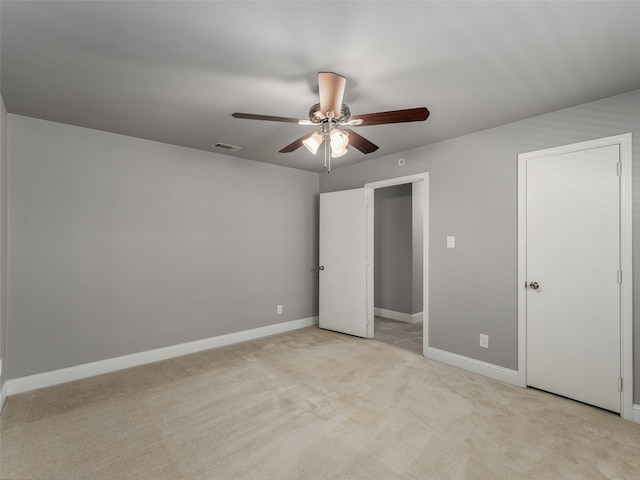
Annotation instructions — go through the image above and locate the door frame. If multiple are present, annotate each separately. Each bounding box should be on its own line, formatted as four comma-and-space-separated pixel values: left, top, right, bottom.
365, 173, 429, 355
517, 133, 633, 420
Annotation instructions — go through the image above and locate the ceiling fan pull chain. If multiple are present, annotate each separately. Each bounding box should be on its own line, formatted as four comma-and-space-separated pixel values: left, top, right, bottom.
324, 131, 330, 172
324, 119, 334, 172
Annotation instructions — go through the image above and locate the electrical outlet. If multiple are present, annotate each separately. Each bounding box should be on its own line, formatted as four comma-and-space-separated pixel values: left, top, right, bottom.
479, 334, 489, 348
277, 305, 283, 315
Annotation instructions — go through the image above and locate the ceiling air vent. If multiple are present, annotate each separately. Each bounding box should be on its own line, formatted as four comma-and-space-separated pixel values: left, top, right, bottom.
211, 142, 242, 152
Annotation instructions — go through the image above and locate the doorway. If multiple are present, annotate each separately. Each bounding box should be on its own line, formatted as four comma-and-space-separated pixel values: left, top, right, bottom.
372, 183, 423, 355
517, 133, 633, 420
318, 173, 429, 354
365, 173, 429, 356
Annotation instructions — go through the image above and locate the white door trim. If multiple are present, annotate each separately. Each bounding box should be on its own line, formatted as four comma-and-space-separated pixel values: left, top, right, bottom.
365, 173, 429, 356
517, 133, 633, 421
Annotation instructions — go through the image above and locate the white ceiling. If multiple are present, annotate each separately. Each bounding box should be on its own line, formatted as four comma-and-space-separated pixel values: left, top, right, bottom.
2, 1, 640, 172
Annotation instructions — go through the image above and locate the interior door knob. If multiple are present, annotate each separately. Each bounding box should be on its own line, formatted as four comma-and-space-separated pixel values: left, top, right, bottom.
528, 281, 540, 290
318, 265, 325, 271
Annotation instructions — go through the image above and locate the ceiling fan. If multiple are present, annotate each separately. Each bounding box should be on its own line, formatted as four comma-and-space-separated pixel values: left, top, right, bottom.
232, 72, 430, 172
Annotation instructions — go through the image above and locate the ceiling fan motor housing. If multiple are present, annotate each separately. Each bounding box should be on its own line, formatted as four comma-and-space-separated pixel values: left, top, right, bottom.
309, 103, 351, 124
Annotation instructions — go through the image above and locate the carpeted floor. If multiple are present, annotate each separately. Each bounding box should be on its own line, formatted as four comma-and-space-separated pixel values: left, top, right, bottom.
1, 326, 639, 479
374, 316, 422, 355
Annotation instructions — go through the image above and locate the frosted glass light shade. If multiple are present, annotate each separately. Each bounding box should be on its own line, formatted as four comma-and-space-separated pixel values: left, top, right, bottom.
303, 132, 324, 155
330, 129, 349, 158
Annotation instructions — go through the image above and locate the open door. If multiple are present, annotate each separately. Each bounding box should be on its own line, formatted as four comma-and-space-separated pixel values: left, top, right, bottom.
319, 188, 372, 338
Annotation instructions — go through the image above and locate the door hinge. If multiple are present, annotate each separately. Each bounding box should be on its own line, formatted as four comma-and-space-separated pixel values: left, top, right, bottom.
618, 378, 623, 393
617, 270, 622, 284
617, 162, 622, 176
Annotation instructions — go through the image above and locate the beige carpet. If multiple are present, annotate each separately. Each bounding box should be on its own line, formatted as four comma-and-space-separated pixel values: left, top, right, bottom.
374, 316, 423, 355
1, 326, 639, 479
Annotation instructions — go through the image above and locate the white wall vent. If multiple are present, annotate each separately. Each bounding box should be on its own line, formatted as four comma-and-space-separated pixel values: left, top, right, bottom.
210, 142, 242, 152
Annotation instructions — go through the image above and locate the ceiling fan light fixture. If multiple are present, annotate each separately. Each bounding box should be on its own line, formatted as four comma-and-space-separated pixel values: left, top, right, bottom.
331, 145, 348, 158
330, 128, 348, 148
330, 129, 349, 157
231, 72, 429, 170
302, 131, 323, 155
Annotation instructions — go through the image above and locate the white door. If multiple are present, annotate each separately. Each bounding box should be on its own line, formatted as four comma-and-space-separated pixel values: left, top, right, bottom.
525, 144, 621, 412
319, 188, 371, 338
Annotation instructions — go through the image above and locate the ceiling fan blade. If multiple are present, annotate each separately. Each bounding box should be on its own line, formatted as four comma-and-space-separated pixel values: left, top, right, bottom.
318, 72, 346, 118
232, 112, 301, 124
279, 132, 314, 153
350, 107, 430, 126
343, 129, 379, 154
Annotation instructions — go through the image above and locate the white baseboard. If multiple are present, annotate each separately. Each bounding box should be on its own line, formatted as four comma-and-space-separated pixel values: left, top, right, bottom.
6, 316, 318, 396
426, 346, 519, 386
374, 308, 423, 324
632, 404, 640, 425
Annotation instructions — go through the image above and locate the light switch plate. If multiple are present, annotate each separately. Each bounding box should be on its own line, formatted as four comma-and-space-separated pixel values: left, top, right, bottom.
447, 236, 455, 248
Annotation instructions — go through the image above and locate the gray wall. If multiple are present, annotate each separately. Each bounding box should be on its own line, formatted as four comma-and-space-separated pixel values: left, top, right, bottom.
0, 95, 7, 394
374, 184, 413, 314
7, 115, 319, 379
321, 89, 640, 403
